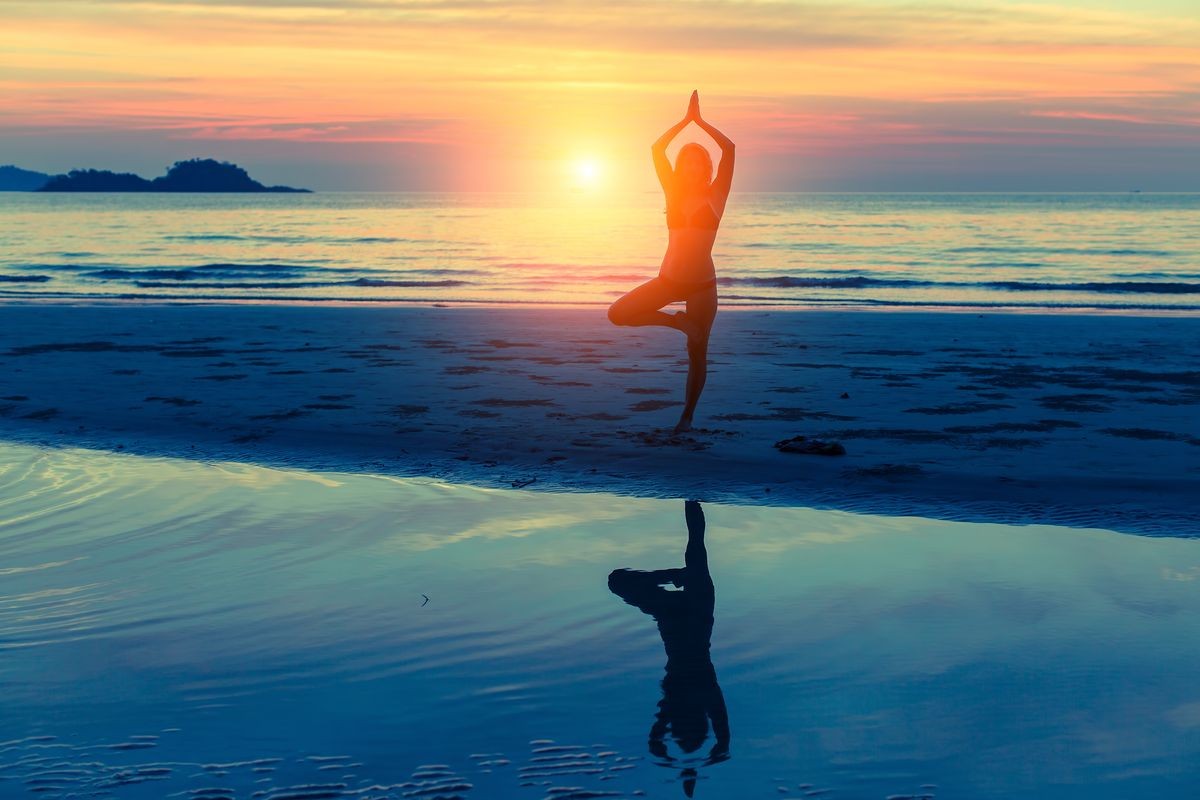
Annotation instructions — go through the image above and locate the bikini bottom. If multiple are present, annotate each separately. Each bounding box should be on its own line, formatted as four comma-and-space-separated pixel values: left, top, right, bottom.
658, 275, 717, 299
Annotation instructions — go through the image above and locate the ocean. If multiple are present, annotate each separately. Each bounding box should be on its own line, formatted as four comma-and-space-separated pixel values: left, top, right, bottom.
1, 192, 1197, 311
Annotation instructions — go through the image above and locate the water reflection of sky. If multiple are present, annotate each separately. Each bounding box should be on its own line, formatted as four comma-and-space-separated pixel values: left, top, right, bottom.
1, 192, 1198, 311
1, 442, 1198, 798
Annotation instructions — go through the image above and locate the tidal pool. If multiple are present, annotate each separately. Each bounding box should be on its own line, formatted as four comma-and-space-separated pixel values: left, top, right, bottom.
1, 443, 1198, 799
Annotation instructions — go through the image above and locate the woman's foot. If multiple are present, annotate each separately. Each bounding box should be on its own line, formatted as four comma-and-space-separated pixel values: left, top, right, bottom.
673, 415, 693, 435
671, 311, 701, 342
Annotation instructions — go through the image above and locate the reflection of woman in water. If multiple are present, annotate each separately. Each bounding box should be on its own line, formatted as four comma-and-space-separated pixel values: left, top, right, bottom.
607, 91, 736, 434
608, 500, 730, 797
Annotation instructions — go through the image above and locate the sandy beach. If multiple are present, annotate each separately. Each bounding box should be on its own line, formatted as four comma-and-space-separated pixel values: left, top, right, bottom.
1, 304, 1195, 534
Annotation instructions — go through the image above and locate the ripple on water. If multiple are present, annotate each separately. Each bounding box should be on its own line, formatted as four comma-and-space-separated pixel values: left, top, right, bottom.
0, 731, 671, 799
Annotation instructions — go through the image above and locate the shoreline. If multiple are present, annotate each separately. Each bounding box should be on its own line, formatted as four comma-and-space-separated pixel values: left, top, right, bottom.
1, 303, 1196, 536
0, 297, 1198, 317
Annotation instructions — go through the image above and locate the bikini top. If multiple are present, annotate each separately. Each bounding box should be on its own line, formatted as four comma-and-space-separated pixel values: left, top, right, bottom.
666, 201, 720, 231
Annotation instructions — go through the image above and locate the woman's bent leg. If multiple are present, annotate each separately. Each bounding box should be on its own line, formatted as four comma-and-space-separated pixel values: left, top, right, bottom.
608, 278, 682, 329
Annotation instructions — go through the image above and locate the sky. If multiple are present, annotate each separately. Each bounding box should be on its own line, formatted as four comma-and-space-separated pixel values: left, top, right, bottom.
2, 0, 1199, 191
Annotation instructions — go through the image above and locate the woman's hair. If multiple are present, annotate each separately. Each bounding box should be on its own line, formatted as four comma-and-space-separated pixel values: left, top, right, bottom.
675, 142, 713, 184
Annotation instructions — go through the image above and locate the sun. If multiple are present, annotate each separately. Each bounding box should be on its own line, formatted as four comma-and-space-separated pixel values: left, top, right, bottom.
571, 158, 602, 190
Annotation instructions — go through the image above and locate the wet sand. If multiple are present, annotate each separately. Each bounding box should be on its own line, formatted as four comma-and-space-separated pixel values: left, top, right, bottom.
3, 442, 1200, 799
0, 304, 1197, 535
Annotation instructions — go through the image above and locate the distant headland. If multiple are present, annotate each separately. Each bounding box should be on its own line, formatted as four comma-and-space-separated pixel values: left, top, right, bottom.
25, 159, 310, 193
0, 165, 52, 191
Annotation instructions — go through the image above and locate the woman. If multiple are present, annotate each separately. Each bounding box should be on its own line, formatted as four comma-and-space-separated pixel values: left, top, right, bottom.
607, 90, 735, 435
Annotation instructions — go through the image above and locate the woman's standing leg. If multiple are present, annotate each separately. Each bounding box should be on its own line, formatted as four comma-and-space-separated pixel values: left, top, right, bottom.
675, 286, 718, 433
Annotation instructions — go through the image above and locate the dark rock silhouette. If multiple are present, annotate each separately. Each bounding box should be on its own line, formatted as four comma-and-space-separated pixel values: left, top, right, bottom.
37, 159, 309, 193
0, 165, 50, 191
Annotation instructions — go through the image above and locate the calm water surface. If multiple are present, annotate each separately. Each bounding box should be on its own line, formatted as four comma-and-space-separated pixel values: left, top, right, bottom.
2, 443, 1199, 798
1, 192, 1198, 311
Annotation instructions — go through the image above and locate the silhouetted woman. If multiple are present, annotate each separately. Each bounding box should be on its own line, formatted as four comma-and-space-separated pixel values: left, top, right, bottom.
607, 91, 736, 434
608, 500, 730, 797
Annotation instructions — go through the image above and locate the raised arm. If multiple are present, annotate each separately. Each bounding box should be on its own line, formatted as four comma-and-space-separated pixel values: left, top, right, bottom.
652, 91, 702, 190
652, 114, 690, 191
693, 114, 735, 197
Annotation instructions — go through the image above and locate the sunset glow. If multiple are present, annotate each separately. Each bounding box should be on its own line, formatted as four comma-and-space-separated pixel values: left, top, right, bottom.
2, 0, 1198, 190
572, 158, 602, 191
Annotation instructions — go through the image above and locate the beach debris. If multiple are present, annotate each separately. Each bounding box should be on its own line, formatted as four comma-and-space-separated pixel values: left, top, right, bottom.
773, 436, 846, 456
611, 428, 720, 450
511, 477, 537, 488
844, 463, 923, 480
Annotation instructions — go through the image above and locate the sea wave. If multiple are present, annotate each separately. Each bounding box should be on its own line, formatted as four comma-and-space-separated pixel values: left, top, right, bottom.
714, 294, 1200, 310
946, 245, 1174, 257
41, 262, 482, 281
347, 277, 469, 287
161, 233, 445, 244
130, 278, 470, 289
91, 267, 303, 281
720, 275, 1200, 294
720, 276, 934, 289
6, 265, 1199, 298
3, 286, 1198, 312
990, 280, 1200, 294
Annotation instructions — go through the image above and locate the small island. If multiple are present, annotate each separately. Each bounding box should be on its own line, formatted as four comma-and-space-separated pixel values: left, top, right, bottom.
37, 158, 310, 193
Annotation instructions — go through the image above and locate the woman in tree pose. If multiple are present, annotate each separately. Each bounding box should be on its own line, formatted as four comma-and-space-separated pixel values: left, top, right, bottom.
607, 90, 735, 434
